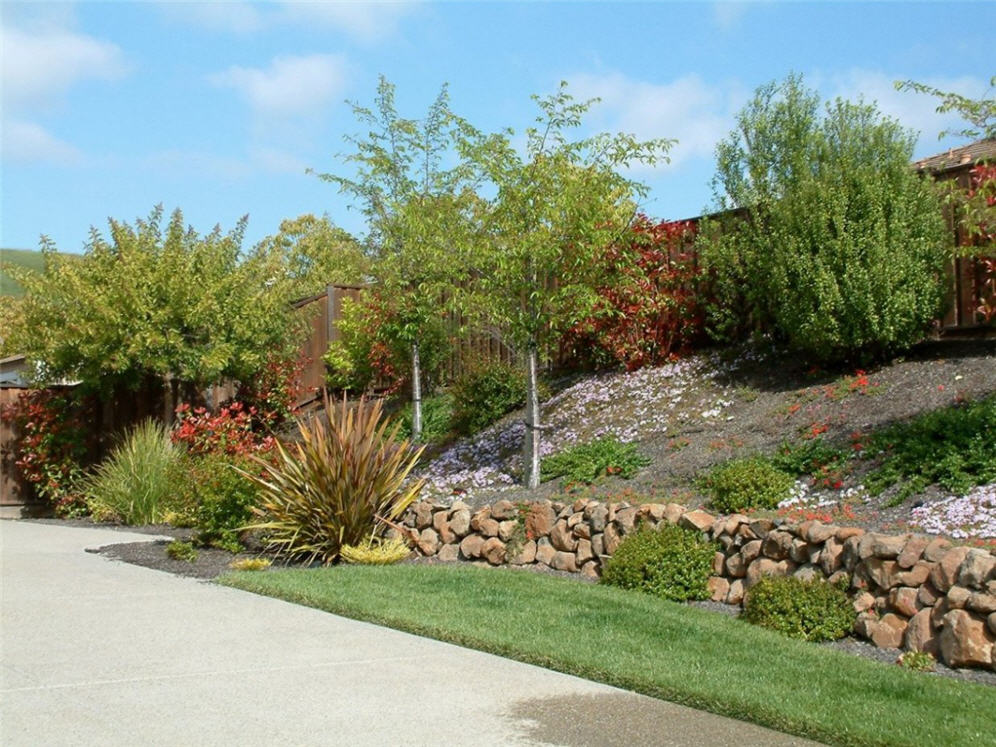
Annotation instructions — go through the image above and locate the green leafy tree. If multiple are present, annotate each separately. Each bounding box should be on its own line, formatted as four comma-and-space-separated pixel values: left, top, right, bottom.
3, 206, 302, 403
461, 83, 673, 487
253, 213, 370, 299
894, 75, 996, 141
311, 77, 477, 440
700, 74, 949, 362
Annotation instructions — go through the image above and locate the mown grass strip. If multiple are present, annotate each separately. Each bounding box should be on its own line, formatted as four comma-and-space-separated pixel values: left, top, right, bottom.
220, 564, 993, 747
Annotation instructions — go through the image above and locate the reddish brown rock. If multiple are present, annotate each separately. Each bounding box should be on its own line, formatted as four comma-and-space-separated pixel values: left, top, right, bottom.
761, 530, 793, 560
491, 499, 518, 520
835, 526, 865, 541
497, 520, 519, 542
957, 550, 996, 590
437, 543, 460, 562
712, 551, 726, 575
889, 587, 920, 618
417, 528, 440, 556
414, 502, 435, 529
868, 613, 907, 649
551, 519, 578, 552
871, 533, 908, 559
448, 508, 471, 538
946, 586, 971, 609
917, 582, 941, 607
828, 570, 850, 587
663, 503, 685, 524
792, 565, 819, 582
603, 524, 622, 555
930, 598, 951, 629
726, 579, 745, 606
572, 522, 591, 540
988, 612, 996, 636
432, 512, 456, 544
535, 539, 556, 566
680, 509, 715, 533
741, 540, 763, 565
725, 553, 747, 578
841, 535, 863, 570
930, 546, 971, 593
525, 503, 557, 539
967, 593, 996, 615
748, 518, 775, 538
567, 512, 584, 529
863, 558, 899, 590
509, 540, 536, 565
904, 609, 939, 655
587, 504, 609, 532
707, 576, 730, 602
939, 609, 995, 669
615, 507, 639, 534
572, 498, 589, 514
820, 538, 844, 576
853, 592, 876, 613
580, 560, 600, 580
922, 537, 953, 562
745, 558, 791, 588
459, 533, 485, 559
469, 507, 491, 531
591, 533, 605, 558
789, 539, 810, 564
806, 522, 837, 544
481, 537, 507, 565
576, 539, 594, 565
894, 561, 931, 587
642, 503, 666, 522
551, 551, 578, 573
897, 535, 930, 569
854, 611, 878, 639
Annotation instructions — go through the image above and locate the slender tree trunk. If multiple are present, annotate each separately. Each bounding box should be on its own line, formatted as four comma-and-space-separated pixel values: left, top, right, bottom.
411, 339, 423, 442
523, 341, 541, 488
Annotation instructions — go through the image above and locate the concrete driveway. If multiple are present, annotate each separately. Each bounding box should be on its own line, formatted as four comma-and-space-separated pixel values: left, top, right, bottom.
1, 521, 820, 746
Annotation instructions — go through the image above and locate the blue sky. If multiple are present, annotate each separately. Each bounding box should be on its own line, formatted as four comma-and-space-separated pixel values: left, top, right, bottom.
2, 1, 993, 253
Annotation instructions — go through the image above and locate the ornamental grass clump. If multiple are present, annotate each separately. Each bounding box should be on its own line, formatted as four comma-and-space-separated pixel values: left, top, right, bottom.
244, 394, 425, 565
84, 419, 187, 524
742, 575, 854, 642
601, 524, 715, 602
340, 536, 412, 565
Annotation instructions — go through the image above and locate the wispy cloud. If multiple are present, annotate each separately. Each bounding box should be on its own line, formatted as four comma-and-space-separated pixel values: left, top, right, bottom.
566, 72, 742, 168
160, 1, 417, 42
1, 23, 127, 111
209, 53, 350, 118
2, 120, 84, 165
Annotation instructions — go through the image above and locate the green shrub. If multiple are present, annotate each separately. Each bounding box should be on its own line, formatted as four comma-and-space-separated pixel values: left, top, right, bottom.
601, 524, 716, 602
703, 457, 795, 513
184, 454, 260, 553
865, 394, 996, 503
395, 393, 453, 444
245, 394, 425, 565
700, 74, 948, 362
742, 576, 855, 642
541, 437, 650, 484
85, 420, 188, 525
166, 540, 198, 563
450, 361, 529, 435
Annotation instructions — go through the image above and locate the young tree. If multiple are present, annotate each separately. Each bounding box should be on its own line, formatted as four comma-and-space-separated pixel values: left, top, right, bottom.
462, 83, 673, 487
311, 77, 476, 440
700, 74, 949, 361
894, 75, 996, 141
3, 206, 301, 404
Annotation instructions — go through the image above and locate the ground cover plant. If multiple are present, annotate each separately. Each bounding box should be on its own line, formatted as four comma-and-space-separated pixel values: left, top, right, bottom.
600, 524, 714, 601
222, 564, 994, 747
540, 436, 650, 485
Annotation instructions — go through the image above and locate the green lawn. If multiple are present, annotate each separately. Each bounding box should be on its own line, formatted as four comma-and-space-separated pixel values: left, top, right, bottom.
221, 564, 994, 747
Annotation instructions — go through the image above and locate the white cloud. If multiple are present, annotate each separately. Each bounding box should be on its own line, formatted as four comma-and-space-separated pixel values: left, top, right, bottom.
210, 54, 349, 117
250, 147, 310, 175
566, 72, 739, 168
2, 120, 84, 165
712, 1, 749, 31
1, 24, 127, 111
163, 1, 417, 41
823, 69, 991, 149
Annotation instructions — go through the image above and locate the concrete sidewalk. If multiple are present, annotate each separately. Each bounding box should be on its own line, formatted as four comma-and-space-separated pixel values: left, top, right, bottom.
1, 521, 819, 746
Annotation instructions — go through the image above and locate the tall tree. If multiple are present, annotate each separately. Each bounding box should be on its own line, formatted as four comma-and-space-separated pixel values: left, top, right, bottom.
311, 77, 476, 440
894, 75, 996, 141
462, 82, 673, 487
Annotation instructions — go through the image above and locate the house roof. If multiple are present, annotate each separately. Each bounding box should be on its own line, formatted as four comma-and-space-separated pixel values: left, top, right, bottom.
914, 138, 996, 174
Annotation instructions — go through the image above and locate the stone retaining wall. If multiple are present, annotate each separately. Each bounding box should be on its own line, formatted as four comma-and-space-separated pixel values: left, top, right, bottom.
402, 497, 996, 671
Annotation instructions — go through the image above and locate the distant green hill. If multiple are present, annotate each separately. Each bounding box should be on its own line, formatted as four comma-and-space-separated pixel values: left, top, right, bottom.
1, 248, 71, 296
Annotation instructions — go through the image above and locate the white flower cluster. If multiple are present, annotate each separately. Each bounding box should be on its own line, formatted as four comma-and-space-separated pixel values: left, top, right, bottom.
910, 483, 996, 539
